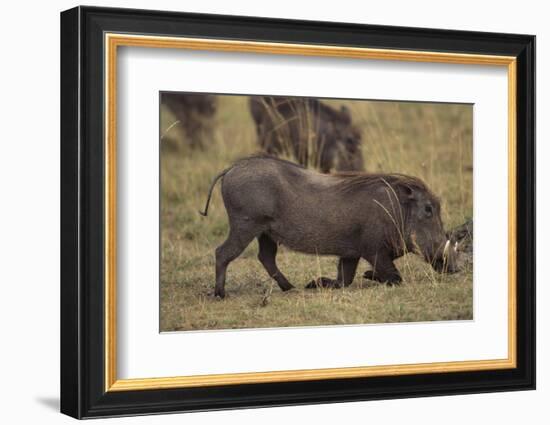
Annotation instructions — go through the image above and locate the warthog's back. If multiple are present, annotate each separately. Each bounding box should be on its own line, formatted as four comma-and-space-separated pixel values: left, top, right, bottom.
222, 156, 343, 213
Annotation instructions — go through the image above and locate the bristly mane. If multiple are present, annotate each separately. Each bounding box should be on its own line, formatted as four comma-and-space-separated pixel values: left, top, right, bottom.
333, 171, 439, 201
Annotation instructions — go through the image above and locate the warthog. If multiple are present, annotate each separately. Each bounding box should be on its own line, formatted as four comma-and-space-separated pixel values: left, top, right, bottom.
249, 96, 364, 172
200, 155, 458, 298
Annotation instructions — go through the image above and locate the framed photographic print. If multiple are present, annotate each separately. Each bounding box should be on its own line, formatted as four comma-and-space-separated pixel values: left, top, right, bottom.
60, 6, 535, 419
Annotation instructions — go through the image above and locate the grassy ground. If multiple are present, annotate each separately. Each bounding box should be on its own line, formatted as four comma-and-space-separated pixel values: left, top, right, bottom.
160, 95, 473, 332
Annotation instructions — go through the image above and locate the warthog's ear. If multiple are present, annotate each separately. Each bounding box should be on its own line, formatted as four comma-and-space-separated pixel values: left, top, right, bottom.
396, 183, 416, 203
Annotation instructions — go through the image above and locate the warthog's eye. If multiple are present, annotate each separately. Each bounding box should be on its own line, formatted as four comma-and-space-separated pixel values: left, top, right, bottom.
424, 205, 433, 218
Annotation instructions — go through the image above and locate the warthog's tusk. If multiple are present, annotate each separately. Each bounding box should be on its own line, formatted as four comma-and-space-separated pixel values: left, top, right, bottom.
454, 241, 458, 252
443, 240, 451, 258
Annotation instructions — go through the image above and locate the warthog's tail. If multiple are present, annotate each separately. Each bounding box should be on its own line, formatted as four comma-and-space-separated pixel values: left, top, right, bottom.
199, 167, 232, 217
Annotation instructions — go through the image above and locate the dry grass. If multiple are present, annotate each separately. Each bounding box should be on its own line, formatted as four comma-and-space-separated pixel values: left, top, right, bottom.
160, 95, 473, 332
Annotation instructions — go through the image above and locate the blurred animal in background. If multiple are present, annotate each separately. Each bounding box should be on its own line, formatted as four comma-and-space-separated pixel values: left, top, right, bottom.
249, 96, 364, 172
447, 219, 473, 266
161, 93, 218, 149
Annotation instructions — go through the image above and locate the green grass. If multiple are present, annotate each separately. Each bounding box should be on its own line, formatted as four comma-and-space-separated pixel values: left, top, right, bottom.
160, 95, 473, 332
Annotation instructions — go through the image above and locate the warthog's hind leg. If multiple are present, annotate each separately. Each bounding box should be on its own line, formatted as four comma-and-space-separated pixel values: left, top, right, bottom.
215, 229, 257, 298
257, 234, 294, 292
305, 257, 359, 289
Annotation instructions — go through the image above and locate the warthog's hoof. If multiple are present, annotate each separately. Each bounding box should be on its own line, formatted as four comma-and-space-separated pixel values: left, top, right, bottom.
212, 288, 226, 299
305, 280, 317, 289
305, 277, 342, 289
362, 271, 402, 286
279, 283, 295, 292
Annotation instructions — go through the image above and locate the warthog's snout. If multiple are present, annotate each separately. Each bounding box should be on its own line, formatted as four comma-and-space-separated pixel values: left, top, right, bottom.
430, 240, 460, 274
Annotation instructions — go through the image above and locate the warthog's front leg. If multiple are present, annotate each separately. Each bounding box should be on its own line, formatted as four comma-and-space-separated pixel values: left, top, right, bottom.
362, 253, 402, 285
305, 257, 359, 289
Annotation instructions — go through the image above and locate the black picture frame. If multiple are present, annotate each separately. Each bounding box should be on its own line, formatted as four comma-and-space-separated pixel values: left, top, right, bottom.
60, 5, 535, 419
